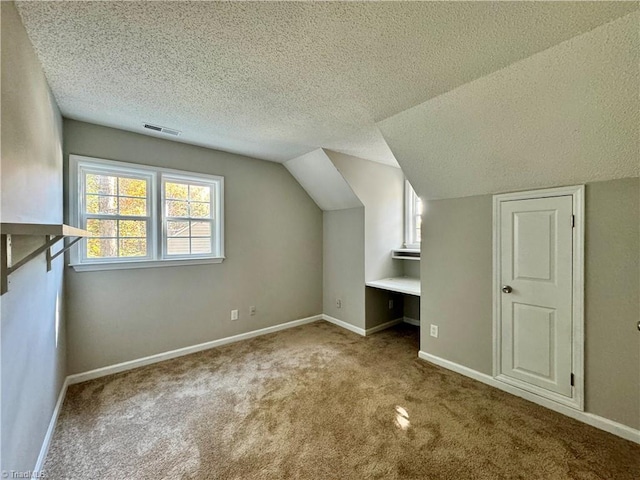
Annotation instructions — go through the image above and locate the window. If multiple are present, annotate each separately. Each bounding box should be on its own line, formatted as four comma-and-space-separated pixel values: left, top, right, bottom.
404, 180, 422, 249
70, 155, 224, 270
163, 177, 216, 257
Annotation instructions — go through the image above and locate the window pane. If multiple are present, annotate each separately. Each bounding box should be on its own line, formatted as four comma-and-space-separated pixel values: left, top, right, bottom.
119, 238, 147, 257
86, 219, 117, 237
191, 237, 212, 254
119, 178, 147, 198
119, 220, 146, 237
190, 202, 211, 219
167, 237, 190, 255
190, 221, 211, 237
166, 200, 189, 217
165, 182, 188, 200
86, 195, 118, 215
87, 238, 118, 258
119, 197, 147, 216
167, 221, 189, 237
416, 198, 423, 215
189, 185, 211, 202
86, 174, 117, 195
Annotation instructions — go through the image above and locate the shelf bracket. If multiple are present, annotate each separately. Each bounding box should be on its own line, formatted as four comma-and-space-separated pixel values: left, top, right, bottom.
1, 234, 8, 295
51, 236, 83, 262
1, 233, 82, 295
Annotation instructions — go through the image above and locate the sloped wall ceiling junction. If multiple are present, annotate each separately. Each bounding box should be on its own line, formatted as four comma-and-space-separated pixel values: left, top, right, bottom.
284, 150, 361, 211
16, 1, 637, 166
376, 12, 640, 431
377, 12, 639, 200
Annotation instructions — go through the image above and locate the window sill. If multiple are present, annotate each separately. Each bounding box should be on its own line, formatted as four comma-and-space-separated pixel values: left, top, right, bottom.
69, 257, 225, 272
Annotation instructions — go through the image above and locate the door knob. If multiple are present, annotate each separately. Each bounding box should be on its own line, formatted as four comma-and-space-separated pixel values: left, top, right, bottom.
502, 285, 513, 294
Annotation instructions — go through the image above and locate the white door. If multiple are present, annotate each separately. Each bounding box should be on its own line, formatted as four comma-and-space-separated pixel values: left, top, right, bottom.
498, 195, 574, 398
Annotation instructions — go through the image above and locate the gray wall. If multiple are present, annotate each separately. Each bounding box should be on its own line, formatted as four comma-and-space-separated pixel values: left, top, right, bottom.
326, 152, 405, 329
63, 120, 322, 374
420, 178, 640, 430
420, 195, 494, 374
1, 2, 66, 472
323, 208, 365, 328
403, 295, 420, 323
328, 151, 404, 282
584, 178, 639, 429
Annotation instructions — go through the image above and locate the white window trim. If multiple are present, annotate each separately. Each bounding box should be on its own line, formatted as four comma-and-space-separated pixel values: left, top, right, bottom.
404, 180, 421, 249
69, 154, 225, 271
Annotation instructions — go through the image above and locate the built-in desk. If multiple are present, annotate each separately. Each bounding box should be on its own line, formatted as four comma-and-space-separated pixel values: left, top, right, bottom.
365, 277, 420, 296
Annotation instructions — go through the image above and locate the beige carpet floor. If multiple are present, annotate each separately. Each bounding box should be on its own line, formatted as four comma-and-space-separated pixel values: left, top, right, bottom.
45, 321, 638, 479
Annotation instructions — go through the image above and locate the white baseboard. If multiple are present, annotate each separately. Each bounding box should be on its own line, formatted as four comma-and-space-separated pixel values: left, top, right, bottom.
366, 317, 404, 335
322, 315, 404, 336
322, 314, 366, 336
68, 314, 323, 385
34, 376, 69, 473
403, 317, 420, 326
418, 351, 640, 445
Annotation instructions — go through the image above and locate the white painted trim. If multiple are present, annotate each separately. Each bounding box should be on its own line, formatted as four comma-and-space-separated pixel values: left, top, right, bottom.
322, 314, 366, 336
34, 377, 70, 473
418, 351, 639, 445
492, 185, 585, 411
366, 277, 421, 296
321, 315, 404, 336
365, 318, 403, 335
404, 179, 421, 249
68, 315, 323, 385
68, 154, 225, 268
70, 257, 224, 272
403, 317, 420, 326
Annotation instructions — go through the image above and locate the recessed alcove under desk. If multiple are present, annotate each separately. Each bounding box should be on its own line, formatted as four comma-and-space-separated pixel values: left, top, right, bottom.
365, 248, 421, 326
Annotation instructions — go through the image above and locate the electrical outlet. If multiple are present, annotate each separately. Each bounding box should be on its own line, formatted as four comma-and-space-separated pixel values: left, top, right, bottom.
430, 324, 438, 338
249, 306, 256, 316
336, 298, 342, 309
388, 299, 394, 309
231, 309, 239, 321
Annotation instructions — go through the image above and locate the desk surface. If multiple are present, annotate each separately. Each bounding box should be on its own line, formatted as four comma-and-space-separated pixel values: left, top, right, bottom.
365, 277, 420, 296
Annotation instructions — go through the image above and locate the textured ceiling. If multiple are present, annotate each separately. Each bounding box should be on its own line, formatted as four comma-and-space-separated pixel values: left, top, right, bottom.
378, 12, 639, 200
16, 1, 638, 165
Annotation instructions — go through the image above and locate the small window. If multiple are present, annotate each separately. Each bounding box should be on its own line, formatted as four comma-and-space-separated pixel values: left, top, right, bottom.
70, 155, 224, 270
163, 177, 217, 258
405, 180, 422, 249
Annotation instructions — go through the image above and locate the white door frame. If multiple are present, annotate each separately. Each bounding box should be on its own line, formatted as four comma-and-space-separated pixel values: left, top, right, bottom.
492, 185, 585, 411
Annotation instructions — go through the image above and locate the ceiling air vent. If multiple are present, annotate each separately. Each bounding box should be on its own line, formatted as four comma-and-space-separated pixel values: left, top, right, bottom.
143, 123, 181, 136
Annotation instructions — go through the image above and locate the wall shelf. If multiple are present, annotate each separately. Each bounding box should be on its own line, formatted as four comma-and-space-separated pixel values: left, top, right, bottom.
1, 223, 90, 295
391, 248, 421, 261
366, 277, 421, 296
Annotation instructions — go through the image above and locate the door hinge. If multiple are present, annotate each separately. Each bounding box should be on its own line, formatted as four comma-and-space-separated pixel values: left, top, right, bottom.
571, 373, 575, 386
571, 215, 575, 228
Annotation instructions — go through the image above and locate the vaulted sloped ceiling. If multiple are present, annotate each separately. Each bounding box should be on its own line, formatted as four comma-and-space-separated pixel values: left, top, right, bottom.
15, 1, 637, 168
284, 149, 361, 211
378, 12, 639, 200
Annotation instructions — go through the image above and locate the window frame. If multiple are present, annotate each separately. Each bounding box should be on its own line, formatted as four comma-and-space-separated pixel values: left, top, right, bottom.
78, 162, 157, 264
161, 173, 220, 260
69, 154, 225, 271
404, 180, 421, 249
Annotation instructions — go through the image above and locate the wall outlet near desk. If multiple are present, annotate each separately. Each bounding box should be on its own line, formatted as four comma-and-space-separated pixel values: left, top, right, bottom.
249, 306, 256, 316
336, 298, 342, 309
388, 299, 394, 309
231, 309, 239, 321
430, 324, 439, 338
